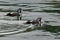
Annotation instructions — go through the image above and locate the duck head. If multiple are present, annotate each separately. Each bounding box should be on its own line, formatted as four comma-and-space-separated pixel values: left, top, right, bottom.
16, 8, 22, 13
36, 17, 42, 22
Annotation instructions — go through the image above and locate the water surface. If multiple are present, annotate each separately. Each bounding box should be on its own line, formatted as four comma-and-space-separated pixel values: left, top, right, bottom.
0, 0, 60, 40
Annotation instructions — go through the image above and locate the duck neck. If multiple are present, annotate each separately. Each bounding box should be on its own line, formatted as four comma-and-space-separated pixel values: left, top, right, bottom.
17, 8, 22, 20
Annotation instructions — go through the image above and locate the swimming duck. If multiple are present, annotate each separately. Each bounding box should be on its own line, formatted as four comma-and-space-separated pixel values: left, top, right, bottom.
25, 17, 42, 24
6, 8, 22, 17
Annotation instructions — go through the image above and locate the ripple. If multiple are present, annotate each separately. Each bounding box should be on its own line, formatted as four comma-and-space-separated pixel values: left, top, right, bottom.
0, 0, 60, 39
0, 1, 9, 3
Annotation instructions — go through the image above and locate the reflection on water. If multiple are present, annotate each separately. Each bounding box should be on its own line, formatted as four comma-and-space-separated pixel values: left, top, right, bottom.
0, 0, 60, 40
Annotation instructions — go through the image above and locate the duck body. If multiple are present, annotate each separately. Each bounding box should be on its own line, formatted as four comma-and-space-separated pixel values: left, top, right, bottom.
25, 17, 42, 24
6, 12, 20, 17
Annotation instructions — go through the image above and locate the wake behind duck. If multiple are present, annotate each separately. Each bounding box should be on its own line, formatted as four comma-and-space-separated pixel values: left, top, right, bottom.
0, 17, 44, 35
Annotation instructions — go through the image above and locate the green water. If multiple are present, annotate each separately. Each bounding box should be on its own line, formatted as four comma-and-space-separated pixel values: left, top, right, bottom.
0, 0, 60, 40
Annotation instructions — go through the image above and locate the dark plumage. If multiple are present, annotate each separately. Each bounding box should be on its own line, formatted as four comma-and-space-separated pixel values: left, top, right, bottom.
6, 12, 20, 17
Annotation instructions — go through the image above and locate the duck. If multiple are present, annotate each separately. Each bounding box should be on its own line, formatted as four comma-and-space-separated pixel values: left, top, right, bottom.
24, 17, 44, 30
6, 8, 22, 17
25, 17, 42, 25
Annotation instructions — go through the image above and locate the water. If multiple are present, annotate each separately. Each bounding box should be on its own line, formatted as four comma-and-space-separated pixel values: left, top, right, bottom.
0, 0, 60, 40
